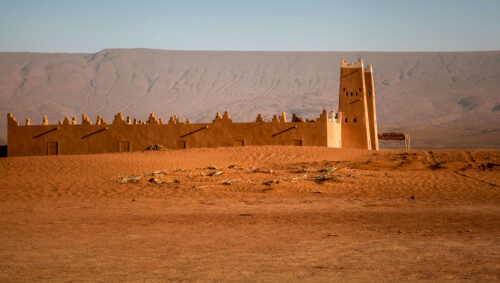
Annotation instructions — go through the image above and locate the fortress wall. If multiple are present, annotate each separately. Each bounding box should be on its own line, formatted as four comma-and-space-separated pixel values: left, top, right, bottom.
7, 111, 339, 157
338, 59, 373, 149
6, 59, 375, 156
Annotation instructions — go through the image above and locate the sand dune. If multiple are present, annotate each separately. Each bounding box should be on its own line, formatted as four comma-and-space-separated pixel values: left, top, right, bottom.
0, 146, 499, 280
1, 49, 500, 148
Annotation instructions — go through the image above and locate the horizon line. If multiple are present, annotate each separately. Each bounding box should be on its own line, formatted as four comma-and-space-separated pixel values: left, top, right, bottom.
1, 47, 500, 55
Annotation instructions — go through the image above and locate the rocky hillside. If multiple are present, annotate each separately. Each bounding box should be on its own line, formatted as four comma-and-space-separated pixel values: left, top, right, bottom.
1, 49, 499, 148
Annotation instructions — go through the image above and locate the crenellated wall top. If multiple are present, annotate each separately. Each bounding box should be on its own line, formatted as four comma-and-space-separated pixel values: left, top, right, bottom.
7, 109, 341, 129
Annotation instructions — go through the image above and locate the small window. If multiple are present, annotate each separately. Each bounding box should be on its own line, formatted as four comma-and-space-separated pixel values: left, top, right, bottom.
344, 118, 348, 123
369, 91, 371, 96
353, 118, 357, 123
355, 92, 358, 96
343, 88, 345, 92
359, 88, 361, 92
350, 92, 353, 96
345, 92, 348, 96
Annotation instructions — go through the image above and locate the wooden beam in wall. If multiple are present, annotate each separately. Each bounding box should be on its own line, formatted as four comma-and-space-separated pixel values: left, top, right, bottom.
272, 125, 297, 137
81, 127, 108, 139
342, 69, 359, 78
33, 127, 59, 139
180, 126, 209, 138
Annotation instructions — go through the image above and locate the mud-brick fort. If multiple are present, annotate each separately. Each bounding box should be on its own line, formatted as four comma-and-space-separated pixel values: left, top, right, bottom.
7, 59, 378, 156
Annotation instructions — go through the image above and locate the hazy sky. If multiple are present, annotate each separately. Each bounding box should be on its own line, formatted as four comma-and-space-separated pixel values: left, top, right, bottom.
1, 0, 499, 53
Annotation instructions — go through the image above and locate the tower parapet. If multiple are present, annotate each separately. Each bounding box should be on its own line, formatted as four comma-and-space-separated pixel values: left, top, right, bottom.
341, 58, 364, 68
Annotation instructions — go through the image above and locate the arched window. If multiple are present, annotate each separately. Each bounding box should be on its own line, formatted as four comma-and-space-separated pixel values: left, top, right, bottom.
345, 92, 348, 96
353, 118, 357, 123
350, 92, 353, 96
344, 118, 348, 123
355, 92, 358, 96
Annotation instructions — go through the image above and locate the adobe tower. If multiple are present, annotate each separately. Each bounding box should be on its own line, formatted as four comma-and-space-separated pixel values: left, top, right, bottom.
338, 58, 379, 149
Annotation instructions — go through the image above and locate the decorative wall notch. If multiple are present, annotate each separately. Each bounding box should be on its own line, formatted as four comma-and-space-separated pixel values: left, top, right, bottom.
7, 113, 19, 126
113, 112, 126, 125
82, 114, 92, 125
148, 113, 159, 125
96, 115, 105, 125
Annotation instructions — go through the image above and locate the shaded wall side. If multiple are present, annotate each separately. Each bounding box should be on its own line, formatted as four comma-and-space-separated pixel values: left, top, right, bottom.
364, 70, 379, 150
338, 65, 372, 149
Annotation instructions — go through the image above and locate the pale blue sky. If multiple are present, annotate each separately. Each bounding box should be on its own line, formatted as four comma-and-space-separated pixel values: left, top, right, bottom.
1, 0, 499, 53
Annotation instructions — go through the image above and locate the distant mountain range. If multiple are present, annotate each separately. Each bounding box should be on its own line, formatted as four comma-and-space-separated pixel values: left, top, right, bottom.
1, 49, 499, 148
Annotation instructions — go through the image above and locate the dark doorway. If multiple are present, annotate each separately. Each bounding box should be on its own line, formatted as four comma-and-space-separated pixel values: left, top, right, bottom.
233, 140, 244, 147
177, 141, 186, 149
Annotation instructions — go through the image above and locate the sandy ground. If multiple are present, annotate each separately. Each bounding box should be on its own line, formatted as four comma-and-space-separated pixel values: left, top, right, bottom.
0, 146, 499, 281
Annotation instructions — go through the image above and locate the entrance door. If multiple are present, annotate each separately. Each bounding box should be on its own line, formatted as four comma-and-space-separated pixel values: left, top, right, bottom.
119, 141, 130, 152
233, 140, 244, 147
47, 142, 58, 155
177, 141, 186, 149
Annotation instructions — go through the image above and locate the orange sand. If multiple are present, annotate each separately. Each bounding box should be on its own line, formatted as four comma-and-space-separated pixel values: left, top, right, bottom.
0, 146, 499, 281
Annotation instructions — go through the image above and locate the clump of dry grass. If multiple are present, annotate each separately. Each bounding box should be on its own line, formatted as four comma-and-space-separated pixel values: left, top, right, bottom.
263, 179, 279, 186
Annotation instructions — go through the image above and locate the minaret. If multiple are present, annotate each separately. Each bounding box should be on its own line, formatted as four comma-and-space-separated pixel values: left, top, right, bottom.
338, 58, 373, 149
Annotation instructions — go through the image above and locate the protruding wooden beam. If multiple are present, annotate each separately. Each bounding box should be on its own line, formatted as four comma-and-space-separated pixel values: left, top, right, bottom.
33, 127, 59, 139
272, 125, 297, 137
180, 126, 208, 138
342, 69, 359, 78
81, 127, 108, 139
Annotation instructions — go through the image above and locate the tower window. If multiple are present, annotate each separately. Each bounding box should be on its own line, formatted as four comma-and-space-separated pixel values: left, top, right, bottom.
354, 118, 357, 123
344, 118, 348, 123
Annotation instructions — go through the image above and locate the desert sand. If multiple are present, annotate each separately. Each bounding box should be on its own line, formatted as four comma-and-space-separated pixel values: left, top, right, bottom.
0, 146, 499, 281
1, 49, 500, 149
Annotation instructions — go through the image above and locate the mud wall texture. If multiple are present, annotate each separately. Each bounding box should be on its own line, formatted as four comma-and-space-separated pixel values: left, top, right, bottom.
7, 110, 341, 156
